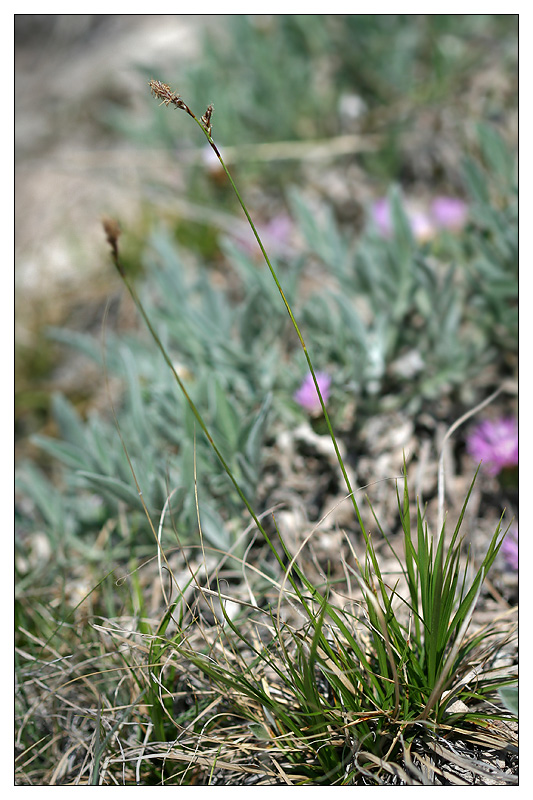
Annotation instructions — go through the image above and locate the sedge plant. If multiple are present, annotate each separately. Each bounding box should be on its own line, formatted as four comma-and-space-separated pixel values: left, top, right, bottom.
95, 79, 516, 785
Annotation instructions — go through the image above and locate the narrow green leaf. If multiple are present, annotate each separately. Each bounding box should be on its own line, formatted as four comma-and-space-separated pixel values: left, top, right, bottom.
77, 470, 146, 510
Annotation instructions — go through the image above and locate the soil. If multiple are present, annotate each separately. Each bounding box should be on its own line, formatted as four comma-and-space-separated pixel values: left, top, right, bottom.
15, 15, 212, 341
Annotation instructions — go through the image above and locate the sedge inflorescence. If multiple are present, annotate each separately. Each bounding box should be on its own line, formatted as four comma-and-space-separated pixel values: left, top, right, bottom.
149, 79, 187, 110
149, 79, 214, 136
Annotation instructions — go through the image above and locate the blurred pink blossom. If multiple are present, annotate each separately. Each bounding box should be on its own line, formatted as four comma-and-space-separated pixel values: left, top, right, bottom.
466, 417, 518, 476
293, 371, 331, 415
501, 525, 518, 571
234, 213, 294, 258
430, 197, 469, 231
370, 195, 468, 241
371, 197, 394, 237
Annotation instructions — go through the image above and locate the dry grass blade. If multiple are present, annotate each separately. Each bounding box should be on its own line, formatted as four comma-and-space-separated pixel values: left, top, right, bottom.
436, 722, 518, 752
404, 750, 447, 785
425, 736, 518, 785
357, 750, 417, 784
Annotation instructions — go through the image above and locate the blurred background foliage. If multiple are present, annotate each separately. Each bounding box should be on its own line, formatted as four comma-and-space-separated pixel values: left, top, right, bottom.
116, 15, 516, 153
16, 13, 517, 572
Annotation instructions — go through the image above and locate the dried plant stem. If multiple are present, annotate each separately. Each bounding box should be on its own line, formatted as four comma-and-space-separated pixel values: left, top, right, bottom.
437, 384, 505, 529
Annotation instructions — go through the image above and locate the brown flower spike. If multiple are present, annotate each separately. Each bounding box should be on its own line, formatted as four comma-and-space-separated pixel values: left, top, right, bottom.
102, 216, 125, 275
149, 79, 215, 142
102, 217, 120, 255
201, 104, 214, 137
149, 79, 188, 111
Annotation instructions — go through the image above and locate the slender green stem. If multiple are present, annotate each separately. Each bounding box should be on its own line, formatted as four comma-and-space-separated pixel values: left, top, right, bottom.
145, 84, 367, 540
116, 267, 286, 570
192, 116, 367, 540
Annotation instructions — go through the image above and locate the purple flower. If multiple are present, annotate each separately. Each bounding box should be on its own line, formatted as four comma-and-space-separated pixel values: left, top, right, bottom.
293, 371, 331, 415
430, 196, 468, 231
466, 417, 518, 476
370, 197, 435, 242
370, 195, 468, 241
234, 213, 294, 258
371, 197, 394, 238
501, 525, 518, 571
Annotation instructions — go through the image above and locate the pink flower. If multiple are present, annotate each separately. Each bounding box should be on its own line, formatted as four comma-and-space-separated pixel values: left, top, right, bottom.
466, 417, 518, 476
293, 371, 331, 415
370, 197, 436, 242
371, 197, 395, 238
501, 525, 518, 571
234, 213, 294, 258
430, 196, 468, 231
370, 195, 468, 241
